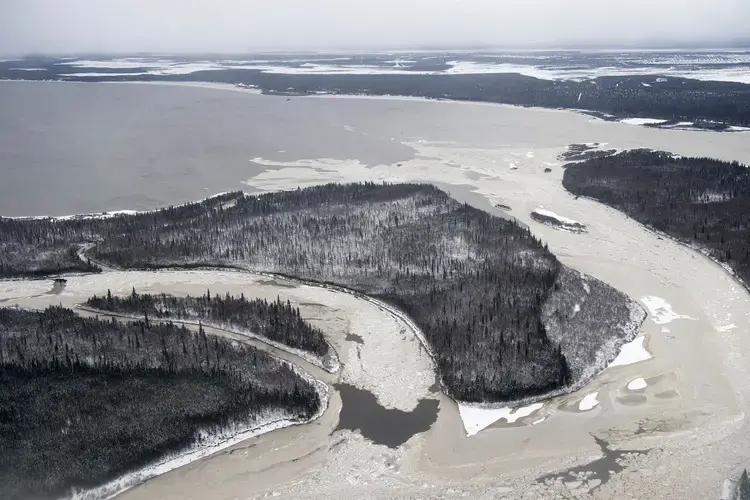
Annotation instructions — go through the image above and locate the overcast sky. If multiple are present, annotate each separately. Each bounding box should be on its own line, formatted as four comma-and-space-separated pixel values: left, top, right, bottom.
2, 0, 749, 55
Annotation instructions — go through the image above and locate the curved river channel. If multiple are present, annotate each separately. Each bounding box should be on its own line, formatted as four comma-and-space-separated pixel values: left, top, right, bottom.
2, 81, 750, 499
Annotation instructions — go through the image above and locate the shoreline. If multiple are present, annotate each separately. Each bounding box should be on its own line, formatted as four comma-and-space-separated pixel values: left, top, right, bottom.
4, 78, 748, 134
1, 191, 237, 221
573, 193, 750, 296
66, 377, 329, 500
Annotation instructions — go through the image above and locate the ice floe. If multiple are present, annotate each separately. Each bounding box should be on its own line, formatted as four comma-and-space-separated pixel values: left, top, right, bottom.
578, 392, 599, 411
627, 378, 648, 391
641, 296, 697, 325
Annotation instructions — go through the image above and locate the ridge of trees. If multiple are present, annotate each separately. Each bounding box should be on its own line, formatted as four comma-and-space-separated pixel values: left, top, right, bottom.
563, 150, 750, 285
0, 306, 319, 500
4, 59, 750, 126
86, 289, 330, 357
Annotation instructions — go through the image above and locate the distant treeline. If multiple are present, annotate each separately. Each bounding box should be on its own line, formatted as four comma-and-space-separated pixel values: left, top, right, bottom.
3, 60, 749, 126
0, 183, 638, 403
0, 192, 241, 278
0, 306, 319, 500
563, 150, 750, 286
87, 289, 330, 357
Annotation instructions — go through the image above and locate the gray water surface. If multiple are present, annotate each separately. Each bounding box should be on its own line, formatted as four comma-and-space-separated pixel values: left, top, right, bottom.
3, 81, 750, 217
334, 383, 440, 448
0, 82, 415, 216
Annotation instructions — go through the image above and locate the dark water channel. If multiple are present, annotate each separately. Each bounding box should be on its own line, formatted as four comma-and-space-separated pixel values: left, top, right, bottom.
537, 436, 649, 488
334, 383, 439, 448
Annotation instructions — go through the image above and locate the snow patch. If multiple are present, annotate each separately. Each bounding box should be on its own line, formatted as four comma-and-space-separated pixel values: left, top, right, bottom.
531, 208, 587, 233
457, 402, 544, 436
620, 118, 668, 126
532, 208, 581, 226
641, 296, 697, 325
578, 392, 599, 411
627, 377, 648, 391
608, 336, 652, 367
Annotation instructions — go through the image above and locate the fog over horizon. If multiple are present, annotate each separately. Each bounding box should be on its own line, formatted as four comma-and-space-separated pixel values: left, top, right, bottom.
2, 0, 750, 55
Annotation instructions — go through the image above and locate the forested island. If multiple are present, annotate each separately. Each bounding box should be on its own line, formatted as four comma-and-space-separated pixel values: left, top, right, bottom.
0, 183, 643, 403
0, 306, 320, 500
563, 150, 750, 287
86, 289, 337, 371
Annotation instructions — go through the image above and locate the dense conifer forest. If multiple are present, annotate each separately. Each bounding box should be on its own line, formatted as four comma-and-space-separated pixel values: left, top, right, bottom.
0, 306, 319, 500
0, 183, 640, 402
563, 150, 750, 286
86, 289, 331, 360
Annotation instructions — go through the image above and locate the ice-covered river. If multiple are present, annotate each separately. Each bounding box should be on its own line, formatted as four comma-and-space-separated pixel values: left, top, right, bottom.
2, 81, 750, 499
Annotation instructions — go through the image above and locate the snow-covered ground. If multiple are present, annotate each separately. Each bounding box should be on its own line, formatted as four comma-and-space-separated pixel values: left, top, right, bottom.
608, 336, 653, 367
44, 51, 750, 84
457, 402, 544, 436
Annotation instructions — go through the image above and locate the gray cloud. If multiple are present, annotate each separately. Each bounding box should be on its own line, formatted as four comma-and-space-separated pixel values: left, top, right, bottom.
1, 0, 749, 55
